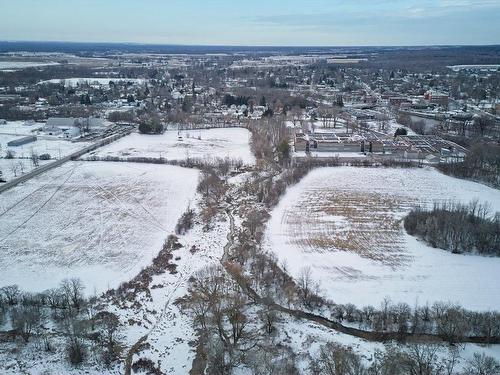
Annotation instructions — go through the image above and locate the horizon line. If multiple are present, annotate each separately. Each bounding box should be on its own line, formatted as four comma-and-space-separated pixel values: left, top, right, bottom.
1, 39, 500, 49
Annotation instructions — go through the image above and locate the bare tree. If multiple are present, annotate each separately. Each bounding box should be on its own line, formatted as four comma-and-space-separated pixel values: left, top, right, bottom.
11, 303, 44, 342
298, 266, 314, 305
465, 352, 500, 375
310, 342, 365, 375
1, 285, 20, 305
94, 311, 122, 366
60, 278, 85, 312
30, 150, 39, 167
9, 161, 19, 177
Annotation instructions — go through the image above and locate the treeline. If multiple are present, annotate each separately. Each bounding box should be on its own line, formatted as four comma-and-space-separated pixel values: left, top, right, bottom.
0, 279, 122, 368
85, 154, 245, 171
330, 298, 500, 344
438, 142, 500, 188
404, 201, 500, 255
182, 265, 500, 374
310, 341, 500, 375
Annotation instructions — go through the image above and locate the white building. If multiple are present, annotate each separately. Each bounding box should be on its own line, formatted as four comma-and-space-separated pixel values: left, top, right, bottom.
44, 117, 106, 138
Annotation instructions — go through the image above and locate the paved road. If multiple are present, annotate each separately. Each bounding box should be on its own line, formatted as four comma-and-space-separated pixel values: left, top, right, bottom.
0, 131, 130, 194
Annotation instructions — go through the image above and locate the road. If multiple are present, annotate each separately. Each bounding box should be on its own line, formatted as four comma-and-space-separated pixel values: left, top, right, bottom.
0, 130, 130, 194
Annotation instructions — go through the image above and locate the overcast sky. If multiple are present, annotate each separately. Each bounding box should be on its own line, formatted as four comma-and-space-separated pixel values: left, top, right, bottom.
1, 0, 499, 46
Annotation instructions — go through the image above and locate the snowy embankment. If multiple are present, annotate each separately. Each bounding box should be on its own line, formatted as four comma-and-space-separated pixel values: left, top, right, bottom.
264, 166, 500, 311
0, 161, 199, 294
92, 127, 255, 165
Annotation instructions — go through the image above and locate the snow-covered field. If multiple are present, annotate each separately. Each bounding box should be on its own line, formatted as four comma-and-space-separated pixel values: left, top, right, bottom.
264, 167, 500, 311
93, 127, 255, 165
38, 78, 148, 86
0, 158, 52, 182
0, 61, 59, 70
0, 120, 44, 136
0, 161, 199, 293
0, 134, 91, 159
0, 128, 93, 181
0, 122, 92, 159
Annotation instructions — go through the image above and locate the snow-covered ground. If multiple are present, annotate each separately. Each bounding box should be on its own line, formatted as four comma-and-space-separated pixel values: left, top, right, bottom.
93, 127, 255, 165
0, 128, 93, 181
0, 134, 91, 159
276, 314, 500, 373
0, 158, 52, 181
0, 121, 44, 136
38, 78, 148, 87
124, 217, 230, 374
264, 167, 500, 311
0, 61, 59, 70
0, 161, 199, 294
0, 122, 93, 160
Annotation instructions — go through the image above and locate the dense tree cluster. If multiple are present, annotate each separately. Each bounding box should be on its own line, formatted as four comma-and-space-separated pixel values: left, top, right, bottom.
222, 94, 249, 107
138, 120, 163, 134
175, 207, 195, 235
404, 201, 500, 255
438, 142, 500, 188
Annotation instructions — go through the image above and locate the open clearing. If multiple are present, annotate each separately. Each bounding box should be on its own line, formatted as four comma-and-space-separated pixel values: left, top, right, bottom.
92, 127, 255, 164
0, 161, 199, 293
264, 167, 500, 311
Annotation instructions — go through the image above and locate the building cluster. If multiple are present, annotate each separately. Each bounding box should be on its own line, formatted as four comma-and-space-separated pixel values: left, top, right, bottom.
0, 51, 498, 163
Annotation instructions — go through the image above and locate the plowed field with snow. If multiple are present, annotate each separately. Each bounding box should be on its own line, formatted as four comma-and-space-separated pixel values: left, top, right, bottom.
0, 161, 199, 293
264, 167, 500, 310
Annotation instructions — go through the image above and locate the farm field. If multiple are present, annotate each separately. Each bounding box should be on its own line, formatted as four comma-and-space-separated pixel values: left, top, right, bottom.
0, 134, 91, 159
0, 161, 199, 293
264, 166, 500, 311
92, 127, 255, 165
0, 120, 43, 136
0, 61, 59, 70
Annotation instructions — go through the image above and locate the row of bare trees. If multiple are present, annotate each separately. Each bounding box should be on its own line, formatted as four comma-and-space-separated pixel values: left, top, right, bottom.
310, 341, 500, 375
